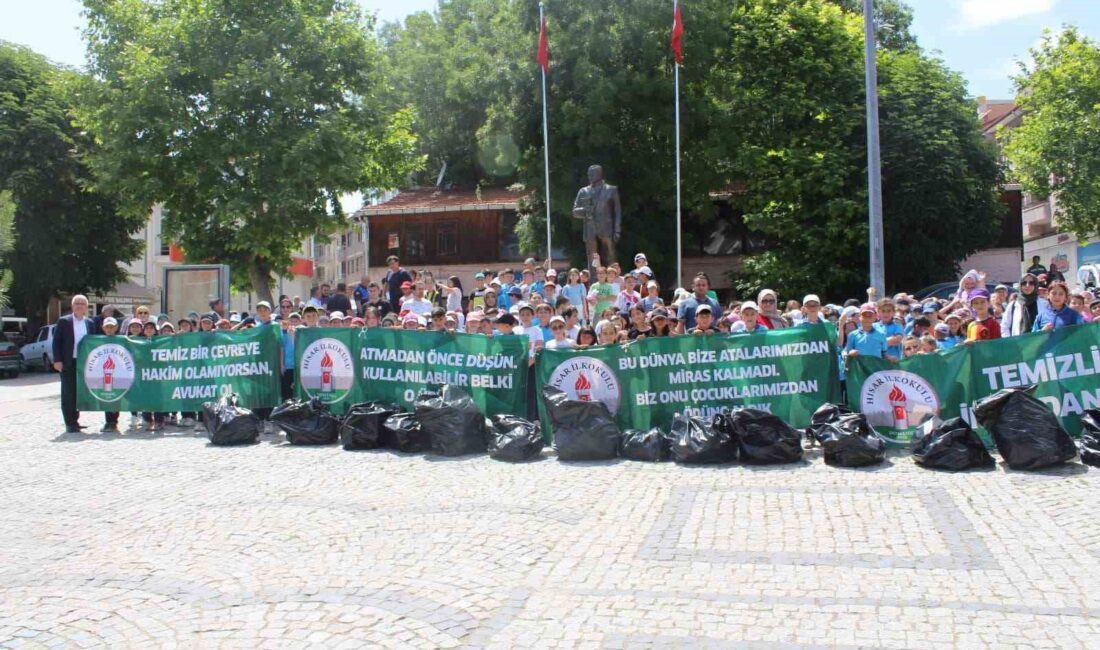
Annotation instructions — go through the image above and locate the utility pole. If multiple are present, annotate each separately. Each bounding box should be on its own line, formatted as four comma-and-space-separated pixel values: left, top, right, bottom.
863, 0, 885, 296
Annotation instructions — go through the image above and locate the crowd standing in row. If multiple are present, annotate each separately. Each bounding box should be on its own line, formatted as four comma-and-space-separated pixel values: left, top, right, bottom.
61, 253, 1100, 433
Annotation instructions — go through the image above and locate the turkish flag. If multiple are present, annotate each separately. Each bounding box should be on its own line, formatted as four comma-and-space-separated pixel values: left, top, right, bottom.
537, 15, 549, 75
671, 3, 684, 65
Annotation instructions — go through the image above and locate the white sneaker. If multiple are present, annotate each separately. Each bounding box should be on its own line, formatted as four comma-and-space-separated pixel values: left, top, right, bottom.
130, 415, 142, 429
180, 417, 195, 428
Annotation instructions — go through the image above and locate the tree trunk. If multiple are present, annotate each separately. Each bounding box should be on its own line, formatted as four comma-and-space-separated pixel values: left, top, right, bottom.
248, 258, 275, 306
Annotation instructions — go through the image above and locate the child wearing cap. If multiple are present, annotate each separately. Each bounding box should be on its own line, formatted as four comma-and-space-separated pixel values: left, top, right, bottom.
99, 318, 122, 432
731, 302, 761, 333
844, 304, 889, 362
545, 316, 576, 349
799, 295, 825, 326
966, 289, 1002, 341
641, 280, 662, 313
691, 304, 717, 335
872, 298, 904, 361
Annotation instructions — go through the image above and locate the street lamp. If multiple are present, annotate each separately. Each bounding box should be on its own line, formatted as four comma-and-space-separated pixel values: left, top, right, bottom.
863, 0, 885, 296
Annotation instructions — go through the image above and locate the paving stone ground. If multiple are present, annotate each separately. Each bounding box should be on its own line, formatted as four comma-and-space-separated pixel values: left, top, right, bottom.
2, 375, 1100, 648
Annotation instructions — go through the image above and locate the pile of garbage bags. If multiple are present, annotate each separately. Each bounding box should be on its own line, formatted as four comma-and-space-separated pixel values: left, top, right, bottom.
666, 413, 737, 464
415, 385, 489, 457
974, 386, 1076, 470
1079, 410, 1100, 467
202, 393, 261, 446
487, 414, 544, 462
619, 427, 668, 462
542, 387, 620, 460
723, 409, 804, 464
340, 401, 400, 451
380, 412, 430, 453
806, 403, 886, 467
271, 398, 339, 445
910, 417, 994, 471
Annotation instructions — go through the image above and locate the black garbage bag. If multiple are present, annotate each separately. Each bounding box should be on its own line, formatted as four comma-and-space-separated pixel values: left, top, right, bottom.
665, 413, 737, 464
910, 416, 994, 471
271, 398, 339, 445
726, 409, 803, 464
414, 385, 488, 456
816, 413, 886, 467
202, 394, 261, 446
619, 427, 668, 462
488, 414, 544, 462
806, 403, 855, 442
380, 412, 429, 453
340, 401, 401, 450
542, 386, 620, 461
1078, 410, 1100, 467
974, 386, 1076, 470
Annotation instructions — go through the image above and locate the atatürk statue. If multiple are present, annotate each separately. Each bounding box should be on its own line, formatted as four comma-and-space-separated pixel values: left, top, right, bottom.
572, 164, 622, 269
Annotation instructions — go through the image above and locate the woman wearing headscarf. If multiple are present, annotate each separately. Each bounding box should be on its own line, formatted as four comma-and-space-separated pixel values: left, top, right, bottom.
1000, 273, 1043, 336
941, 269, 985, 316
756, 289, 789, 329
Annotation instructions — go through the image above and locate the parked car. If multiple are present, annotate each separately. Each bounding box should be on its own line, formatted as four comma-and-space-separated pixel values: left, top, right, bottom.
20, 325, 55, 372
1, 317, 29, 347
0, 340, 21, 378
912, 283, 1003, 301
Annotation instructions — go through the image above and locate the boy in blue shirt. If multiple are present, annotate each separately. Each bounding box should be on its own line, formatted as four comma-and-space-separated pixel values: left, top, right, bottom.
845, 303, 889, 362
872, 298, 903, 362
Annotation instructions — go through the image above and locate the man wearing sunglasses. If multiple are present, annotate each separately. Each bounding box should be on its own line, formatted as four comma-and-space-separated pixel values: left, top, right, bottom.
1001, 273, 1044, 337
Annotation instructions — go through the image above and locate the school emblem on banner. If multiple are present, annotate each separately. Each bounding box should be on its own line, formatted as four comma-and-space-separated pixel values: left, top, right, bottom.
858, 370, 940, 437
82, 344, 136, 402
299, 338, 355, 404
546, 356, 621, 414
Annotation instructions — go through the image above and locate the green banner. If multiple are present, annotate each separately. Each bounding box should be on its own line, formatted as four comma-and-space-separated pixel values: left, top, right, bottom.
535, 324, 842, 434
76, 325, 282, 411
847, 322, 1100, 444
294, 328, 529, 415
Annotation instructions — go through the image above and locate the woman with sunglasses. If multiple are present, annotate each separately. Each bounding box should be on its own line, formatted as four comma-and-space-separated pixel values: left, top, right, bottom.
1001, 273, 1043, 336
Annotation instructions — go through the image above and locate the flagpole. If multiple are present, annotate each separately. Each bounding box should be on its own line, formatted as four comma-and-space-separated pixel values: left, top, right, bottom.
673, 0, 683, 291
540, 2, 552, 269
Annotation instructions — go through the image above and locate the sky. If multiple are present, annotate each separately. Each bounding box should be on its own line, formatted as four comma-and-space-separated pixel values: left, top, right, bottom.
1, 0, 1097, 99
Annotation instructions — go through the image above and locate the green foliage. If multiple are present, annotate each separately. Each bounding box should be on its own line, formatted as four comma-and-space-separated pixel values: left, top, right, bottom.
380, 0, 999, 298
1003, 28, 1100, 243
877, 49, 1002, 290
76, 0, 424, 301
0, 41, 143, 323
712, 0, 868, 299
827, 0, 916, 51
0, 191, 13, 310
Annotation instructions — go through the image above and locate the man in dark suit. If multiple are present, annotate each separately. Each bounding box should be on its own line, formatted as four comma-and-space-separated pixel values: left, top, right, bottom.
53, 294, 99, 433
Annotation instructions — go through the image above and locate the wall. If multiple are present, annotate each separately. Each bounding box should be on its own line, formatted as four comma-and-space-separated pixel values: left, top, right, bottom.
958, 247, 1022, 284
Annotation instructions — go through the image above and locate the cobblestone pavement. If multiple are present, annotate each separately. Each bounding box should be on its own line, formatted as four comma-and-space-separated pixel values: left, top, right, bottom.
3, 380, 1100, 648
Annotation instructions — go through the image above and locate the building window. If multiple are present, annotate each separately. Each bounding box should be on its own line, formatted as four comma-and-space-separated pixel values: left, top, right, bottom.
437, 221, 458, 257
406, 225, 426, 261
160, 240, 171, 256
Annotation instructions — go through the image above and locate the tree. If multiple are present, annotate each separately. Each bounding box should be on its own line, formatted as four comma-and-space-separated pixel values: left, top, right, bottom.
381, 0, 999, 298
0, 42, 143, 324
0, 192, 13, 311
1003, 28, 1100, 243
877, 50, 1002, 291
828, 0, 916, 51
76, 0, 423, 302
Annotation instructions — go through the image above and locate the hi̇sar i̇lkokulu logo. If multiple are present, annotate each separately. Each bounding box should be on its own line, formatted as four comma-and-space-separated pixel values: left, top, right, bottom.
83, 343, 136, 402
300, 338, 354, 403
859, 370, 940, 435
546, 356, 621, 414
